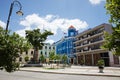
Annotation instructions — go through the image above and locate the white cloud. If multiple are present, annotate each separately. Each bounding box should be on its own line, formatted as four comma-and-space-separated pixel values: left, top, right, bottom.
45, 39, 55, 44
16, 27, 31, 37
89, 0, 105, 5
0, 20, 6, 28
18, 13, 88, 37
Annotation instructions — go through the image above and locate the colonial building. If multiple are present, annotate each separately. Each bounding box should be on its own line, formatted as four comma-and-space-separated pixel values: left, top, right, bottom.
39, 43, 55, 58
55, 25, 78, 64
17, 43, 55, 63
74, 23, 120, 66
17, 49, 34, 64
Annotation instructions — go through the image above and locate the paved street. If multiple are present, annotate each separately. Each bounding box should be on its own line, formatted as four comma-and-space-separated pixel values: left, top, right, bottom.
0, 70, 120, 80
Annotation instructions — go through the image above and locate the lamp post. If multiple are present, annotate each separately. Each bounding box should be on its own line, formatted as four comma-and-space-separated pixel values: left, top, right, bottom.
6, 0, 23, 32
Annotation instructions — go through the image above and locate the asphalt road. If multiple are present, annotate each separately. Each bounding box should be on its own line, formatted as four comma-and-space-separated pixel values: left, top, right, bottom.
0, 71, 120, 80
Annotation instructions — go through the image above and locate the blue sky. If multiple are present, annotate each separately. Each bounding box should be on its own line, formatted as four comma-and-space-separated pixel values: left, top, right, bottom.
0, 0, 109, 44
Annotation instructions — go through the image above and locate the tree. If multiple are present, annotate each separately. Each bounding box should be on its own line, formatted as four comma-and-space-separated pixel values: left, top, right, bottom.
61, 54, 68, 64
105, 0, 120, 25
49, 51, 56, 68
55, 54, 61, 61
0, 27, 31, 72
49, 51, 55, 61
55, 54, 61, 66
25, 29, 53, 63
102, 32, 120, 56
103, 0, 120, 55
40, 54, 45, 63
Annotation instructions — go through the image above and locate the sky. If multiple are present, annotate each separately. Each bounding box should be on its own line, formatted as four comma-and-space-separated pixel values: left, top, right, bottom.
0, 0, 109, 44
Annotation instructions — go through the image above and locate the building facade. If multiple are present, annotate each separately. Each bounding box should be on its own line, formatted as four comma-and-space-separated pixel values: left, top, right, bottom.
17, 49, 34, 64
17, 43, 55, 63
55, 25, 78, 64
17, 43, 55, 64
39, 43, 55, 58
74, 23, 120, 66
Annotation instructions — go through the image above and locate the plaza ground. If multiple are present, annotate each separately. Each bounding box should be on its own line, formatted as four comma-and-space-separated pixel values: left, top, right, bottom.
20, 65, 120, 77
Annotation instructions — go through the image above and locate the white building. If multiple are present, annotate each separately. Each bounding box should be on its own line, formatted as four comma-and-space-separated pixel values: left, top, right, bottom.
39, 43, 55, 58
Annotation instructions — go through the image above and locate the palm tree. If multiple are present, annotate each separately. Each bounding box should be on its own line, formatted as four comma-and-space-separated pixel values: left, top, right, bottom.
25, 29, 53, 63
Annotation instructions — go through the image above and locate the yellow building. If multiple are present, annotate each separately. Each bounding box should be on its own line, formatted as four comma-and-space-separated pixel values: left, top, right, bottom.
16, 49, 35, 64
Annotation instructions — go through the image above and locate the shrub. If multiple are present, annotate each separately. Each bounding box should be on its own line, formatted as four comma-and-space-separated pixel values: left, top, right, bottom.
97, 59, 105, 67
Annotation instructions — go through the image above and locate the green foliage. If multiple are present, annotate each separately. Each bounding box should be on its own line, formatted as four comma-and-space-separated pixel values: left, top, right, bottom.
40, 54, 45, 63
102, 29, 120, 56
25, 29, 53, 50
80, 59, 84, 65
61, 54, 68, 63
25, 29, 53, 62
101, 32, 113, 50
105, 0, 120, 25
0, 27, 31, 72
55, 54, 61, 60
15, 62, 20, 68
104, 0, 120, 56
49, 51, 55, 60
24, 56, 29, 62
97, 59, 105, 67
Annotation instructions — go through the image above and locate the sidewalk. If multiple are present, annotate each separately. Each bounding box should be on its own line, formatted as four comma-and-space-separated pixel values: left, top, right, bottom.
20, 65, 120, 77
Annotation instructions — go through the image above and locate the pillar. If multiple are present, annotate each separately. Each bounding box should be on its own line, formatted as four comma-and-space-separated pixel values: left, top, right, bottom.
92, 54, 94, 66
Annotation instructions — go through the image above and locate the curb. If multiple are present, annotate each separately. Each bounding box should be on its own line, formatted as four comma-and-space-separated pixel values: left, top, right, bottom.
20, 70, 120, 77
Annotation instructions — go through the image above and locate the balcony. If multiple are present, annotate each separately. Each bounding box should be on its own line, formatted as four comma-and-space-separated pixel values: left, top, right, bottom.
75, 40, 104, 49
83, 49, 89, 51
74, 32, 104, 44
75, 48, 108, 55
91, 47, 100, 50
82, 41, 89, 45
89, 29, 103, 36
82, 35, 88, 39
90, 38, 103, 43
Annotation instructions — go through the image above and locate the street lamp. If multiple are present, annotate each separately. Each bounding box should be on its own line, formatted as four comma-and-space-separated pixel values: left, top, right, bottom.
6, 0, 23, 31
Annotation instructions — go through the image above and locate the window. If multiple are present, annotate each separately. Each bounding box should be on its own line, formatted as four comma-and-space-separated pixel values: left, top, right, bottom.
70, 32, 74, 36
49, 47, 51, 49
26, 51, 28, 55
31, 51, 33, 55
45, 52, 47, 55
53, 47, 55, 49
45, 46, 47, 49
41, 51, 43, 55
19, 57, 22, 62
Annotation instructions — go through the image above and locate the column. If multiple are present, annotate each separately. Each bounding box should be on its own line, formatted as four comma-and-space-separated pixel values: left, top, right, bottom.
76, 55, 78, 65
83, 54, 85, 65
92, 54, 94, 66
109, 51, 114, 66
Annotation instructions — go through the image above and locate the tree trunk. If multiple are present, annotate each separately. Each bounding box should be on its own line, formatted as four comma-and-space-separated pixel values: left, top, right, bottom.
33, 47, 39, 63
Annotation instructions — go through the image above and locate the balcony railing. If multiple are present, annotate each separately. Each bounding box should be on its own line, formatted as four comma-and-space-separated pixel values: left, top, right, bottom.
90, 38, 103, 43
74, 32, 104, 44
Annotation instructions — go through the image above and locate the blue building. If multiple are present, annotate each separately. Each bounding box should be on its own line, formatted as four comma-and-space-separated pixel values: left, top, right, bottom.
55, 25, 78, 64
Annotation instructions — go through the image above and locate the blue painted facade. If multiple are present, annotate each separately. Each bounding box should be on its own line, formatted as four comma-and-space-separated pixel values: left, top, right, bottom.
55, 26, 78, 63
